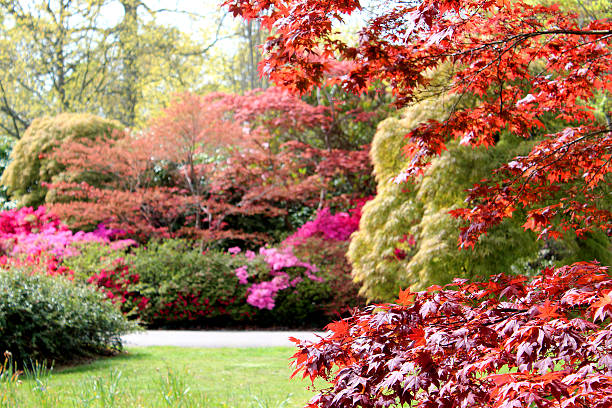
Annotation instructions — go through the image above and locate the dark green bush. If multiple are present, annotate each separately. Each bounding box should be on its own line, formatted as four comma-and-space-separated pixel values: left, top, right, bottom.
128, 240, 252, 326
292, 237, 366, 318
0, 267, 136, 365
253, 275, 334, 328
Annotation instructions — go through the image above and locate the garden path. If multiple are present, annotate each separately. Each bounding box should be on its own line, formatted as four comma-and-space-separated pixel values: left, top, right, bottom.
122, 330, 327, 348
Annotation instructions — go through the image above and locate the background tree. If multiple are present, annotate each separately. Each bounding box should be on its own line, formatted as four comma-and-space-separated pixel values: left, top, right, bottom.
0, 0, 112, 140
0, 0, 221, 139
146, 92, 244, 231
203, 15, 270, 94
44, 89, 375, 244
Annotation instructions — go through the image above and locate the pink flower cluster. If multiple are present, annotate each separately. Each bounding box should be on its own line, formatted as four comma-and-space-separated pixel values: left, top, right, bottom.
0, 206, 135, 259
231, 246, 320, 310
246, 275, 290, 310
235, 198, 372, 310
258, 246, 320, 279
283, 198, 369, 246
234, 265, 249, 284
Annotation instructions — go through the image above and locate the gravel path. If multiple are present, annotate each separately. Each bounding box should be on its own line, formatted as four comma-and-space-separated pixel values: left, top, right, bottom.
121, 330, 327, 348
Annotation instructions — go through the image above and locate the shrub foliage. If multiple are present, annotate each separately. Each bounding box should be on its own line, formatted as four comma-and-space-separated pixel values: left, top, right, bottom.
67, 239, 364, 328
0, 267, 135, 364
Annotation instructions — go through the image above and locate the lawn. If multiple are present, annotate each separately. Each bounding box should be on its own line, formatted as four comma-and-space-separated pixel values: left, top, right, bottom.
0, 347, 321, 408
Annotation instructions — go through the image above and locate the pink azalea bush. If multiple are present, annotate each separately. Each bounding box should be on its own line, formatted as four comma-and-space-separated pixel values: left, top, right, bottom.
0, 206, 135, 259
231, 246, 321, 310
230, 201, 373, 310
284, 198, 369, 246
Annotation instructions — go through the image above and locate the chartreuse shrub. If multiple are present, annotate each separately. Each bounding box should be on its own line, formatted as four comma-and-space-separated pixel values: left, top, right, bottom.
0, 266, 136, 365
0, 113, 122, 207
349, 94, 610, 301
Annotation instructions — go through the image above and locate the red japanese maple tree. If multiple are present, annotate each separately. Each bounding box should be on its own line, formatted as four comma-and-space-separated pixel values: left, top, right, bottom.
47, 89, 374, 243
224, 0, 612, 406
291, 263, 612, 408
224, 0, 611, 246
49, 132, 191, 239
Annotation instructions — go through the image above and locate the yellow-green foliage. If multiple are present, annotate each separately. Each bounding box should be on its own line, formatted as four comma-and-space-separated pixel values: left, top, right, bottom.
1, 113, 123, 207
350, 91, 611, 301
348, 95, 542, 301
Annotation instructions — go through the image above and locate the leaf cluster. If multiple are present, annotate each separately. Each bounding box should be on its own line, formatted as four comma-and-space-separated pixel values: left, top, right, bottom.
291, 262, 612, 408
225, 0, 612, 249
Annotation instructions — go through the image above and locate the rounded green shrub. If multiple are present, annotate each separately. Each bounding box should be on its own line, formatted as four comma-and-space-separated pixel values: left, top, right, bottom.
0, 113, 123, 207
348, 97, 537, 300
0, 267, 136, 365
128, 240, 252, 326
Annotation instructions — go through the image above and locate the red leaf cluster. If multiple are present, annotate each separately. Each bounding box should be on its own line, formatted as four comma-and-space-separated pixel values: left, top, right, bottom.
224, 0, 612, 247
291, 262, 612, 407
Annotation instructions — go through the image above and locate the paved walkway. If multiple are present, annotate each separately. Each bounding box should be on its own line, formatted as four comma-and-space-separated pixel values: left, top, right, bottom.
121, 330, 327, 348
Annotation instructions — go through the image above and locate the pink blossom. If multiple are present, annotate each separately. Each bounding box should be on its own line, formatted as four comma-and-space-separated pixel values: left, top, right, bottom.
246, 284, 276, 310
234, 265, 249, 284
246, 274, 290, 310
228, 246, 241, 255
245, 250, 256, 260
0, 207, 135, 259
258, 246, 318, 275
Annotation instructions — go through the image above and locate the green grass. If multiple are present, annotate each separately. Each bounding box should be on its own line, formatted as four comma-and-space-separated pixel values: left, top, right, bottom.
0, 347, 322, 408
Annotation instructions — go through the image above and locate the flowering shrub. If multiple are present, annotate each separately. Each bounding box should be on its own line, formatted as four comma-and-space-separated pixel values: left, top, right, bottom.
75, 240, 253, 327
66, 239, 357, 328
0, 251, 73, 278
0, 205, 59, 235
231, 245, 321, 310
275, 200, 370, 317
284, 198, 369, 246
292, 237, 366, 318
0, 206, 135, 258
87, 257, 149, 315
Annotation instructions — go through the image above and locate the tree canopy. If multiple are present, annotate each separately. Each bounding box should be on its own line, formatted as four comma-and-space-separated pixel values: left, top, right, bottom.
225, 0, 611, 250
0, 0, 222, 138
225, 0, 612, 405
